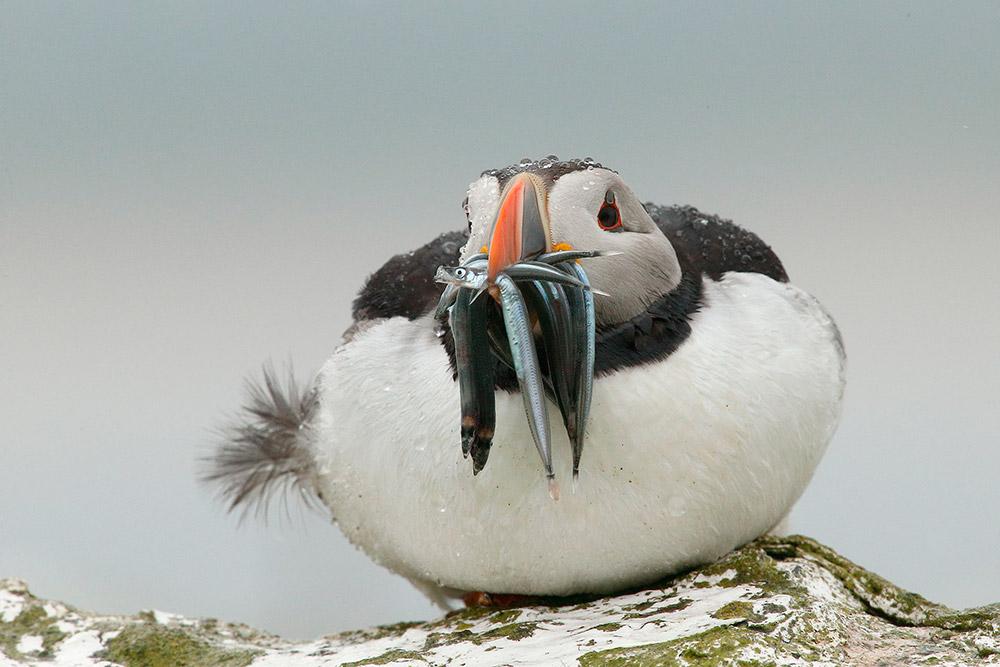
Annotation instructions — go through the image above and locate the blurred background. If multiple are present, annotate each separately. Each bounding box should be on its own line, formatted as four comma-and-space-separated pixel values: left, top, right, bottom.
2, 1, 998, 639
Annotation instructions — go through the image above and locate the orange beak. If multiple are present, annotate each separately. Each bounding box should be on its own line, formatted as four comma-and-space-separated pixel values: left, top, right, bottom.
486, 173, 551, 283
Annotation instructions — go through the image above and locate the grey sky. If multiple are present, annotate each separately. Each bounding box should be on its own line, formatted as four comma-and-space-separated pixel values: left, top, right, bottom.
2, 1, 998, 639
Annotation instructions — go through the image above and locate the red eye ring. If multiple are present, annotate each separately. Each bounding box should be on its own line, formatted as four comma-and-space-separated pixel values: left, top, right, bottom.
597, 194, 622, 231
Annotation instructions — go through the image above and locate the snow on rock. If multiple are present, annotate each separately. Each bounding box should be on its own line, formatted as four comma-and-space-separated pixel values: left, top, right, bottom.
1, 536, 999, 666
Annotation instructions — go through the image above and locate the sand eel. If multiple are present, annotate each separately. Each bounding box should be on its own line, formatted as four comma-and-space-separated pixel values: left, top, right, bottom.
433, 246, 615, 488
206, 156, 846, 607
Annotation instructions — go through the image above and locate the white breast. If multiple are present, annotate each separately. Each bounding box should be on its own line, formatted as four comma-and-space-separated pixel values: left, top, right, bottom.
310, 272, 844, 596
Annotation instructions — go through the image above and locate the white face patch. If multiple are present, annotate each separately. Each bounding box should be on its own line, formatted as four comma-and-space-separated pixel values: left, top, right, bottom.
547, 169, 682, 325
458, 167, 682, 325
460, 175, 500, 262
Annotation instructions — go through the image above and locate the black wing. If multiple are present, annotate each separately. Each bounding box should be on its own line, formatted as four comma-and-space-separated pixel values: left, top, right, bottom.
352, 230, 467, 323
645, 203, 788, 283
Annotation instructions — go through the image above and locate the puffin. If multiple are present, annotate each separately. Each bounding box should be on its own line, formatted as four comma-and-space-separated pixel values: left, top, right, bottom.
207, 156, 845, 607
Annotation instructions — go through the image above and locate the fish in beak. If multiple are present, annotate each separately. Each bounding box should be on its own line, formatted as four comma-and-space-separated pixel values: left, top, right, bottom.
435, 173, 616, 495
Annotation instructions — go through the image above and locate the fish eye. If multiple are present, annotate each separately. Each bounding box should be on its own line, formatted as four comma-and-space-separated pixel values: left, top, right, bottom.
597, 191, 623, 232
455, 268, 466, 279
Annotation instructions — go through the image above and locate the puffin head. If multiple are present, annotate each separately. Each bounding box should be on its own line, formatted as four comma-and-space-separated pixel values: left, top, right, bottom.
447, 157, 686, 485
462, 157, 681, 327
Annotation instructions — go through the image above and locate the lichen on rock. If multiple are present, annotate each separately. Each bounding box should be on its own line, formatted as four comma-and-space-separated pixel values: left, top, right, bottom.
2, 535, 998, 665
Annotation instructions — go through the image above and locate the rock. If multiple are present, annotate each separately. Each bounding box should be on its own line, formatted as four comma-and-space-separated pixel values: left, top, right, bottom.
2, 536, 998, 666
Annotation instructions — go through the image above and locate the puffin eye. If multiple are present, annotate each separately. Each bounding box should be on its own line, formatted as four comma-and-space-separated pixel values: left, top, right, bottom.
597, 191, 622, 231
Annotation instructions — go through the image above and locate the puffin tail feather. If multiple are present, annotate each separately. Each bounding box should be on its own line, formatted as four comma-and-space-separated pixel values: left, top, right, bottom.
203, 362, 322, 520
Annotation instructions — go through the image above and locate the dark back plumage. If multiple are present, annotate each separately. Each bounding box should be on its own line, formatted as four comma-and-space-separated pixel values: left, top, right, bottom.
646, 203, 788, 283
352, 231, 466, 322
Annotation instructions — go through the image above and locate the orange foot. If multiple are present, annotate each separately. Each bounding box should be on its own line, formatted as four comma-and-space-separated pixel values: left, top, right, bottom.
462, 592, 534, 608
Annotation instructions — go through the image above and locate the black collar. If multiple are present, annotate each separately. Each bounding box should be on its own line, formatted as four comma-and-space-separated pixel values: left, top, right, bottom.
594, 270, 702, 376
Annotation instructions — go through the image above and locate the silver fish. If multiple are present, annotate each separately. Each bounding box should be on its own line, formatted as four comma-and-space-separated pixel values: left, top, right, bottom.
433, 257, 488, 319
434, 264, 488, 290
433, 283, 459, 320
434, 247, 608, 491
520, 279, 579, 445
566, 262, 596, 483
495, 273, 554, 485
450, 288, 478, 455
503, 262, 589, 291
535, 249, 622, 265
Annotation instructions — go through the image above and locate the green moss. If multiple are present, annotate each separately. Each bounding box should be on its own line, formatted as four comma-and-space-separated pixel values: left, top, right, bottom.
713, 601, 755, 620
593, 622, 623, 632
579, 624, 762, 666
0, 604, 67, 659
923, 604, 1000, 633
342, 648, 428, 665
102, 624, 258, 667
977, 645, 1000, 659
623, 597, 694, 620
759, 535, 933, 620
476, 621, 538, 643
661, 598, 694, 613
489, 609, 523, 625
422, 629, 476, 651
359, 620, 423, 641
711, 600, 782, 633
698, 543, 796, 595
756, 535, 1000, 631
445, 605, 496, 622
418, 620, 540, 651
40, 622, 68, 655
678, 628, 750, 663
